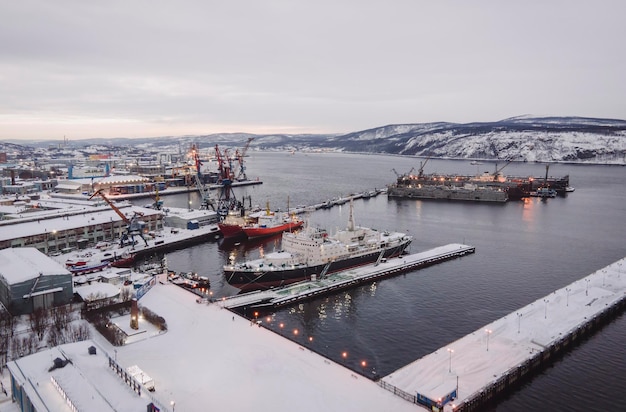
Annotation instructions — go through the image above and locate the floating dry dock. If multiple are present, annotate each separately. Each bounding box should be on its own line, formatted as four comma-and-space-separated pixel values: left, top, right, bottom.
381, 257, 626, 412
221, 243, 475, 310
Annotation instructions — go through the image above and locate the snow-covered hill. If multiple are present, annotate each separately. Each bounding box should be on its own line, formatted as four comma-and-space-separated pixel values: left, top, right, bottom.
5, 116, 626, 164
327, 116, 626, 163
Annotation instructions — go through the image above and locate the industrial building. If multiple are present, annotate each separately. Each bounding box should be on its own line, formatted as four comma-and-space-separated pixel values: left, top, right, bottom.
0, 248, 73, 315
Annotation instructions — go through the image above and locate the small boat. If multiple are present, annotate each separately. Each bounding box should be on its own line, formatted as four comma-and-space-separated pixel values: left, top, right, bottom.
69, 260, 111, 275
532, 187, 557, 198
565, 186, 575, 193
470, 160, 483, 165
109, 251, 137, 268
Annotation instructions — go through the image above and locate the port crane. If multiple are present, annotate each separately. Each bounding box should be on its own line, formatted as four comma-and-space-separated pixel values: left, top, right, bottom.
234, 137, 254, 181
214, 144, 243, 218
492, 159, 513, 182
416, 156, 431, 179
190, 144, 216, 211
89, 189, 148, 247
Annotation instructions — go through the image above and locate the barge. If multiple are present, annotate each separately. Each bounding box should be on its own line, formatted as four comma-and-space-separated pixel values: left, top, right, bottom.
388, 169, 570, 201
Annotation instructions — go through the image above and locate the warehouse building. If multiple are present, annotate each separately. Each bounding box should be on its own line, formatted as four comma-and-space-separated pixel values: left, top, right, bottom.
0, 248, 73, 315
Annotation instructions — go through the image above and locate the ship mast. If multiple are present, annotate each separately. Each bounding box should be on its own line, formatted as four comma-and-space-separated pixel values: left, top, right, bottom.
348, 197, 355, 231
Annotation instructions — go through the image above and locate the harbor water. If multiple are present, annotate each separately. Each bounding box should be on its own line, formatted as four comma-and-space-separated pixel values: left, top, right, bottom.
134, 152, 626, 411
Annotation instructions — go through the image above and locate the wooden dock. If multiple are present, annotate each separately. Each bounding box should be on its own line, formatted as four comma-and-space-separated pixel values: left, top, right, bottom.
219, 243, 475, 310
380, 257, 626, 411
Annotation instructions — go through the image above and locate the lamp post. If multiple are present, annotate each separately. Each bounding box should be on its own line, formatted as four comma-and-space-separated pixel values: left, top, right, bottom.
516, 312, 522, 333
566, 288, 571, 307
170, 400, 175, 412
543, 299, 549, 319
485, 329, 492, 351
585, 279, 590, 296
447, 348, 454, 372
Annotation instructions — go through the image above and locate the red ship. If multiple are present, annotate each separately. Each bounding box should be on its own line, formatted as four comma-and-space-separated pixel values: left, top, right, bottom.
242, 210, 304, 239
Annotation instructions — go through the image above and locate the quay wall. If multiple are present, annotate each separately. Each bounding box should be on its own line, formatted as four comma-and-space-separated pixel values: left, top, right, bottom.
453, 293, 626, 412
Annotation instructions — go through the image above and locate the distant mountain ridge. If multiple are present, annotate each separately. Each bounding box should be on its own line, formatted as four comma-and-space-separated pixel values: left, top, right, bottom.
4, 116, 626, 164
325, 116, 626, 163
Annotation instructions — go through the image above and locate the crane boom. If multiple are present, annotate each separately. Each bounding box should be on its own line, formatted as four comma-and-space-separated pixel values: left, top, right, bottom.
89, 189, 130, 224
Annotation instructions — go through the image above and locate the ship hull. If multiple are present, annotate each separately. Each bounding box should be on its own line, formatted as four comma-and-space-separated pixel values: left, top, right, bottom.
69, 260, 111, 275
387, 185, 508, 202
242, 221, 304, 239
225, 241, 410, 292
218, 222, 245, 238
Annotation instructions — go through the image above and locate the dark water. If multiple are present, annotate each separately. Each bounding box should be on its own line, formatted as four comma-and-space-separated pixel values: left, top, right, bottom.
142, 152, 626, 411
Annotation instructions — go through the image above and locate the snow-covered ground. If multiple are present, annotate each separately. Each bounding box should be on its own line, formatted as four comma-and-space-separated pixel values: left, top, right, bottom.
81, 273, 419, 412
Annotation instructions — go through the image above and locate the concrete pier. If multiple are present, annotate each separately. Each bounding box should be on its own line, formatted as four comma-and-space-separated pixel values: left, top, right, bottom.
381, 257, 626, 411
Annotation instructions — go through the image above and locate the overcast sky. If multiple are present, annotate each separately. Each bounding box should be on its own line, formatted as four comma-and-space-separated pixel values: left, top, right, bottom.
1, 1, 625, 141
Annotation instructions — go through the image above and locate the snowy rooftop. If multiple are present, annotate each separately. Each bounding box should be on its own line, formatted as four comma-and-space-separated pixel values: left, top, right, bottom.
73, 174, 148, 185
0, 204, 161, 242
0, 248, 70, 284
6, 340, 150, 412
74, 283, 120, 301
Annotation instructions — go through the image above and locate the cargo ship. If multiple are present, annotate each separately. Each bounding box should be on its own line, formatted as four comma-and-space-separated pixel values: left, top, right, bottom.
223, 200, 412, 291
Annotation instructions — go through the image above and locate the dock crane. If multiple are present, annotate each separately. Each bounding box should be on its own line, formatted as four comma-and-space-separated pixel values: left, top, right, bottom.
89, 189, 148, 247
234, 137, 254, 181
214, 144, 242, 218
417, 156, 431, 179
190, 144, 215, 211
492, 159, 513, 182
391, 167, 415, 183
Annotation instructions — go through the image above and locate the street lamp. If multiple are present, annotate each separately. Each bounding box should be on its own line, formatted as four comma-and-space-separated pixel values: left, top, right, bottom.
516, 312, 522, 333
447, 348, 454, 372
170, 400, 175, 412
585, 279, 590, 296
566, 288, 571, 307
485, 329, 492, 351
543, 299, 549, 319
